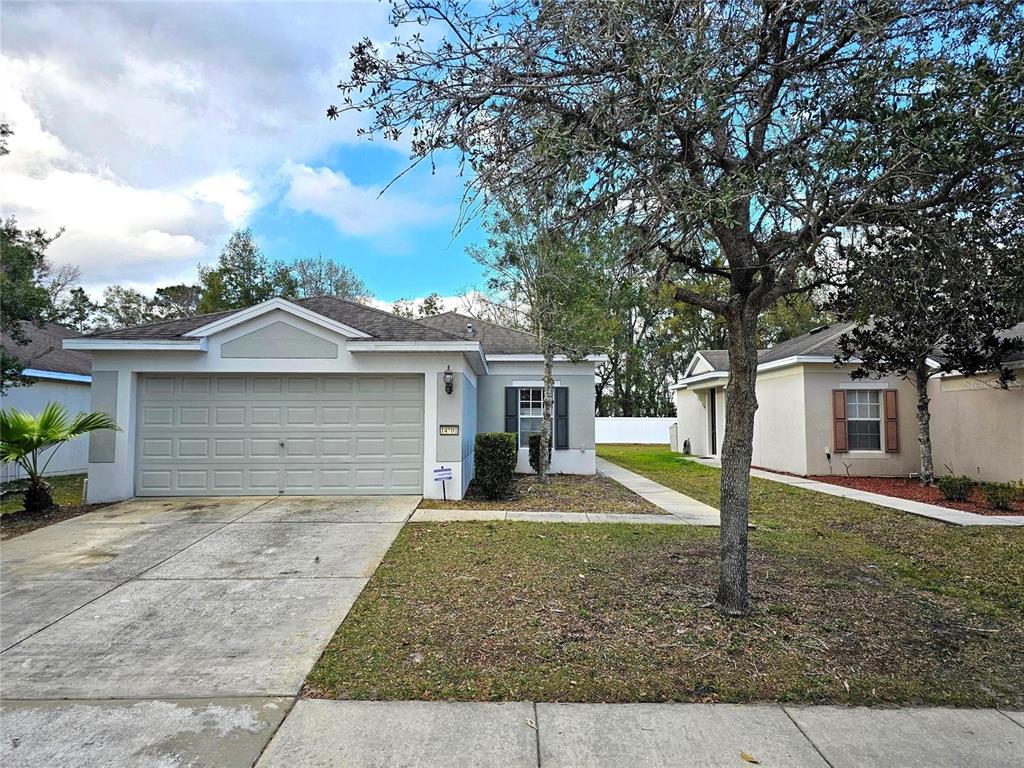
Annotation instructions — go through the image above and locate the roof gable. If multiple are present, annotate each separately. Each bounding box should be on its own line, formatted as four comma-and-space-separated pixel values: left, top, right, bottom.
82, 296, 465, 344
183, 298, 372, 340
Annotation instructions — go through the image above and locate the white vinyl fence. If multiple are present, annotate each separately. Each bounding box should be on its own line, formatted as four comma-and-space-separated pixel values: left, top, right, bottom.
595, 417, 676, 444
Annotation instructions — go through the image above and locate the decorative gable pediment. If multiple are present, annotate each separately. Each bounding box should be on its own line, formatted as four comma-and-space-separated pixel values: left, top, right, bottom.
220, 320, 339, 359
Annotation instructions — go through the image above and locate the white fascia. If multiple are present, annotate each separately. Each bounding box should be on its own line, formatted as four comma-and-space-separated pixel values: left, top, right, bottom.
669, 370, 729, 391
682, 351, 715, 378
64, 337, 209, 352
486, 354, 609, 362
22, 368, 92, 383
182, 297, 372, 340
347, 340, 489, 374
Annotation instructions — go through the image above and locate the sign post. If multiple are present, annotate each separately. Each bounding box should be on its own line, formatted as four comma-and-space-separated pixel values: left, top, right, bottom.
432, 466, 454, 501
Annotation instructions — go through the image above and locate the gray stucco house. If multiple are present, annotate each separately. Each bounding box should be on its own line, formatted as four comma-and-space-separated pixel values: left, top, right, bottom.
64, 296, 601, 502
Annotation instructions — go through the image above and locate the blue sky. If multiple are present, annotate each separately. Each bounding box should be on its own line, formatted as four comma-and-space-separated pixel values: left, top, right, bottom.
0, 1, 487, 305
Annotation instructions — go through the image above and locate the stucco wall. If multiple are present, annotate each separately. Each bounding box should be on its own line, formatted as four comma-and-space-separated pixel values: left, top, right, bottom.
673, 385, 726, 458
928, 374, 1024, 482
461, 373, 477, 494
751, 368, 808, 475
0, 378, 91, 482
673, 388, 707, 456
802, 364, 920, 477
477, 361, 596, 474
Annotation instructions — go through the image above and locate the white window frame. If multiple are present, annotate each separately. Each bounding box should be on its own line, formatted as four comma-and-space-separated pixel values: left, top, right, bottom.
518, 387, 544, 448
845, 389, 883, 452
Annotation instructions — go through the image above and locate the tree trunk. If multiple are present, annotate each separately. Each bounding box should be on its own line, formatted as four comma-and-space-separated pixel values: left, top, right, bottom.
539, 350, 554, 483
24, 479, 55, 515
914, 364, 935, 484
716, 306, 760, 617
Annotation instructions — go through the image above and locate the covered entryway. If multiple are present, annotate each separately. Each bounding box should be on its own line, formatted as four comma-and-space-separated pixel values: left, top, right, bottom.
134, 374, 424, 495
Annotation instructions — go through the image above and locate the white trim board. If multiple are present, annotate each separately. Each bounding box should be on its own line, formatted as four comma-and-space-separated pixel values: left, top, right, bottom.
64, 338, 209, 352
21, 368, 92, 384
487, 354, 609, 362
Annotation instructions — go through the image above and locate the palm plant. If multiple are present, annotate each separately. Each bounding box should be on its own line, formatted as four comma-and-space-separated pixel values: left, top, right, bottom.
0, 403, 117, 513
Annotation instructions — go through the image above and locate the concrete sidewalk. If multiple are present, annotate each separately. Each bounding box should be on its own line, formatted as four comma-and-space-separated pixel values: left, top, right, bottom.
692, 456, 1024, 527
596, 457, 721, 524
254, 700, 1024, 768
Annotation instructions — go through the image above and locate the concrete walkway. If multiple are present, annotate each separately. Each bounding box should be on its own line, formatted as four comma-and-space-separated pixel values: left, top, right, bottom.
693, 457, 1024, 527
254, 700, 1024, 768
596, 457, 721, 524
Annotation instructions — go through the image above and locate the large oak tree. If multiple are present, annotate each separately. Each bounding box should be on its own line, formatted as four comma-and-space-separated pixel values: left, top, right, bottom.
329, 0, 1024, 614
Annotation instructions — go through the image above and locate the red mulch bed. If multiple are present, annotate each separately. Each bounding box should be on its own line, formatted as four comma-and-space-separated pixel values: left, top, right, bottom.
808, 475, 1023, 516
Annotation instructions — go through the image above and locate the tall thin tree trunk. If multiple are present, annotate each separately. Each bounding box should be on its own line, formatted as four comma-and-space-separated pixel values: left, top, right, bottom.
539, 349, 554, 482
717, 306, 759, 617
914, 364, 935, 484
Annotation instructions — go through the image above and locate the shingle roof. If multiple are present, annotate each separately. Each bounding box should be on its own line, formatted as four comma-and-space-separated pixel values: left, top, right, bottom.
84, 296, 465, 344
689, 322, 858, 374
757, 321, 858, 364
1, 322, 92, 377
415, 312, 541, 355
688, 319, 1024, 376
694, 350, 730, 373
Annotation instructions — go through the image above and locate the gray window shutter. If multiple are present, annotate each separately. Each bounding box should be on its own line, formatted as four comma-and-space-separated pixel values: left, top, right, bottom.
554, 387, 569, 449
504, 387, 518, 433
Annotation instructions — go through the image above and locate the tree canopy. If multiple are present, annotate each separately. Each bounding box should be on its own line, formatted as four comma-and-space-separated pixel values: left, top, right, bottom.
329, 0, 1024, 615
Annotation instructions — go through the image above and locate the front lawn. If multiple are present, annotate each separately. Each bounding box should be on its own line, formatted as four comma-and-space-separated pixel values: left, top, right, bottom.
418, 472, 664, 514
1, 473, 101, 539
306, 447, 1024, 706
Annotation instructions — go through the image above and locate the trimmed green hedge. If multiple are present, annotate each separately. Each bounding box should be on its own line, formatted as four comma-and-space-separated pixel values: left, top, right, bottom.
980, 482, 1015, 511
475, 432, 517, 499
937, 475, 976, 502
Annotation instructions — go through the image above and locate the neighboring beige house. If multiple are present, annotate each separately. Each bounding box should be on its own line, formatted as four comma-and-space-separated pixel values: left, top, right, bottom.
671, 322, 1024, 482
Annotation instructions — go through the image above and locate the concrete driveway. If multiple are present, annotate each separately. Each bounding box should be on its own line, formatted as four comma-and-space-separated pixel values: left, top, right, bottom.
0, 494, 417, 768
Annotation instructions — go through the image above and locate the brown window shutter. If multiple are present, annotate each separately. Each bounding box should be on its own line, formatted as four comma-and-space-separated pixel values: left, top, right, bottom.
884, 389, 900, 452
832, 390, 848, 452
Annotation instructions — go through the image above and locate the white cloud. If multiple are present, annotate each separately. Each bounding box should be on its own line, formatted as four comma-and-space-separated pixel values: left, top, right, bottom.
0, 1, 405, 291
282, 163, 455, 238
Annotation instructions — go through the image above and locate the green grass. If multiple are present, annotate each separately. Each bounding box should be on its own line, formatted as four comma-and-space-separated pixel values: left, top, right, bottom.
1, 473, 86, 515
598, 445, 1024, 618
304, 446, 1024, 706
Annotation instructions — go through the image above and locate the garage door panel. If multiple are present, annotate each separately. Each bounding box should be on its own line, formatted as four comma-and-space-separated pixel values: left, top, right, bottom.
214, 407, 245, 426
252, 377, 283, 394
142, 407, 173, 426
136, 374, 423, 495
177, 438, 209, 458
181, 377, 211, 394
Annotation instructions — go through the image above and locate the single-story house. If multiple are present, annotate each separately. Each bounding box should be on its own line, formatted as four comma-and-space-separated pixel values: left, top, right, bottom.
64, 297, 601, 502
671, 322, 1024, 482
1, 322, 93, 482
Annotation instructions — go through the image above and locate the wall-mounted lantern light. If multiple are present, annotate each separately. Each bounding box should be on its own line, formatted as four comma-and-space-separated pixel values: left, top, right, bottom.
443, 365, 454, 395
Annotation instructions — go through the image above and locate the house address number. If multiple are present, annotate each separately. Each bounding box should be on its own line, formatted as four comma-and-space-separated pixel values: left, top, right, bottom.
439, 424, 460, 436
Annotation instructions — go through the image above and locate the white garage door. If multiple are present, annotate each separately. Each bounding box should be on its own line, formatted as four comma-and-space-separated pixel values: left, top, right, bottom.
135, 374, 424, 495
